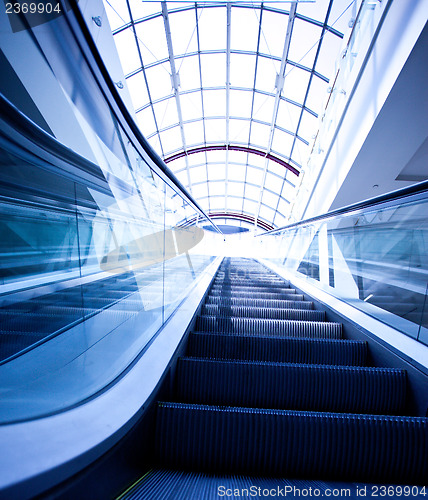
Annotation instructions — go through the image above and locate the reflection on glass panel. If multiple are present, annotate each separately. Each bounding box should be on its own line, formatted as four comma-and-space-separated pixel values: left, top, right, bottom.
231, 6, 260, 52
288, 19, 321, 69
243, 198, 257, 215
169, 9, 198, 56
264, 172, 281, 193
227, 197, 244, 212
260, 193, 428, 345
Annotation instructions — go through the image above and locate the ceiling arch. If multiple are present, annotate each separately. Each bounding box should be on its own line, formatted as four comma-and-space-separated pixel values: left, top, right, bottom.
105, 0, 356, 230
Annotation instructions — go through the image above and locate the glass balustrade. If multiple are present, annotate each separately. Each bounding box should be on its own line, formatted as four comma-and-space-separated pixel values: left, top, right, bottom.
259, 186, 428, 346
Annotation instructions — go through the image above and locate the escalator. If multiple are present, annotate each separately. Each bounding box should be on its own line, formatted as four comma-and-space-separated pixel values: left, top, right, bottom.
119, 257, 427, 499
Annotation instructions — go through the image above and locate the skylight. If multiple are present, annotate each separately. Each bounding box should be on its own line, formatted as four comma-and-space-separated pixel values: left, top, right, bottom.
104, 0, 356, 230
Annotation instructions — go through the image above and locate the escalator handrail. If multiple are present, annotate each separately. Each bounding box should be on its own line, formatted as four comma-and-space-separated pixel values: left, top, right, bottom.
260, 180, 428, 235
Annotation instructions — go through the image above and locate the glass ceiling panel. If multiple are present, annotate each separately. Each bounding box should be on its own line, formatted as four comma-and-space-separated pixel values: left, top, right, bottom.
200, 54, 227, 88
230, 54, 257, 89
259, 9, 289, 58
113, 28, 140, 75
229, 89, 253, 119
229, 119, 250, 144
134, 17, 169, 65
288, 19, 322, 70
136, 106, 156, 138
197, 6, 226, 51
106, 0, 351, 230
231, 7, 260, 53
180, 91, 203, 121
169, 9, 198, 56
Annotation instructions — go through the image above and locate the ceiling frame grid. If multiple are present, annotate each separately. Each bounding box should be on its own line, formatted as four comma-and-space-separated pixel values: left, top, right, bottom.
105, 0, 350, 230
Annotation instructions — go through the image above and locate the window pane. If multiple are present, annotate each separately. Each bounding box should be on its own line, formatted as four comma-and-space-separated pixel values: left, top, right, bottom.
200, 54, 226, 88
250, 122, 271, 148
288, 19, 322, 69
203, 90, 226, 117
230, 54, 256, 89
204, 118, 226, 143
178, 55, 201, 92
260, 9, 289, 58
113, 28, 140, 75
135, 17, 168, 65
145, 64, 173, 102
229, 119, 250, 144
231, 6, 260, 53
184, 121, 205, 147
207, 164, 226, 181
169, 9, 198, 56
127, 72, 150, 110
229, 89, 253, 119
197, 6, 226, 51
180, 91, 203, 122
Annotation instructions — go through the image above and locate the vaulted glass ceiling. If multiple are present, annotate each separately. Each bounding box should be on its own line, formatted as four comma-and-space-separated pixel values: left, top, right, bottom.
104, 0, 356, 231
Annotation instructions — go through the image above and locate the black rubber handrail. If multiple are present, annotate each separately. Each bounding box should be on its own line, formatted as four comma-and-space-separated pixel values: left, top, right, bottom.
261, 180, 428, 235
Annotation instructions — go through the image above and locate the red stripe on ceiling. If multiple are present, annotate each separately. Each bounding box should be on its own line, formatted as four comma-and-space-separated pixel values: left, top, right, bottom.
164, 145, 300, 176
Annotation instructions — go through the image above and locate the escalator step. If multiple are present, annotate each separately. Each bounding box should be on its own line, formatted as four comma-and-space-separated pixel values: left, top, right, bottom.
186, 332, 367, 366
201, 304, 325, 321
195, 315, 342, 339
207, 291, 304, 301
205, 296, 314, 309
210, 285, 296, 294
175, 358, 406, 414
156, 402, 428, 482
